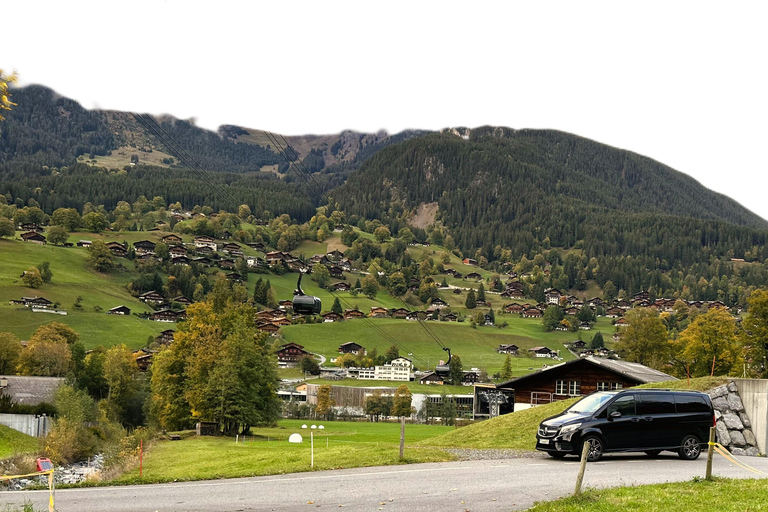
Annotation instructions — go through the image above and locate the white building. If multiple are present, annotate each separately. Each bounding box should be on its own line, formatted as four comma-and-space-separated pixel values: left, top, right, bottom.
373, 357, 412, 382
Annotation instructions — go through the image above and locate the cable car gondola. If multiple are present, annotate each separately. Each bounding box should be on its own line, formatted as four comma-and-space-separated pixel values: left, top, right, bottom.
434, 347, 452, 377
292, 270, 321, 315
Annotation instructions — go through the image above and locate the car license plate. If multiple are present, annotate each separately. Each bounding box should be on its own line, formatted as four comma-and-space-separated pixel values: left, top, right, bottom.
539, 439, 549, 445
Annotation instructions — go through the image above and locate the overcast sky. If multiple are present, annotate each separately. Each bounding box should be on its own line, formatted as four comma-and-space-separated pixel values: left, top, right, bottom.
6, 1, 768, 220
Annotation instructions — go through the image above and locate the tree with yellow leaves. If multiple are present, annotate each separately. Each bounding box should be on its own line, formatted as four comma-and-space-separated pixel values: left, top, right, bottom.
0, 69, 18, 124
677, 307, 740, 377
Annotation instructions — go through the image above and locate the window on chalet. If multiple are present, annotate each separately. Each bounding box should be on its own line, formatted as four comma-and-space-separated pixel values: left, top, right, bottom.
556, 380, 581, 396
610, 382, 623, 390
597, 382, 624, 391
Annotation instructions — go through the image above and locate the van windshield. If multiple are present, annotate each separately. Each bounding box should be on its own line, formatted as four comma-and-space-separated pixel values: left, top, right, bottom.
566, 392, 614, 414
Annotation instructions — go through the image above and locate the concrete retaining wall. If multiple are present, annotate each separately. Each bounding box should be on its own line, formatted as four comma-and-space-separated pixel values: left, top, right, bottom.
0, 413, 52, 437
732, 378, 768, 455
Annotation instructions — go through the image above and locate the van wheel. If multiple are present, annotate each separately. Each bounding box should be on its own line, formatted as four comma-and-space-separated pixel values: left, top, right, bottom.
679, 435, 702, 460
581, 435, 604, 462
644, 450, 662, 457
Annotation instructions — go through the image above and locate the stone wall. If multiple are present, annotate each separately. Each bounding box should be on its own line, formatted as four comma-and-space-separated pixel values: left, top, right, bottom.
707, 381, 761, 456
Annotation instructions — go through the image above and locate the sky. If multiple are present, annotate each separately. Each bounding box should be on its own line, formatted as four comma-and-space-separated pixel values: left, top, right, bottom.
5, 1, 768, 220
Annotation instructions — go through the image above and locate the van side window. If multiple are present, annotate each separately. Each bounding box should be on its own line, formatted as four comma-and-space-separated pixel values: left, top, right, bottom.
675, 395, 710, 413
638, 393, 676, 414
607, 395, 636, 417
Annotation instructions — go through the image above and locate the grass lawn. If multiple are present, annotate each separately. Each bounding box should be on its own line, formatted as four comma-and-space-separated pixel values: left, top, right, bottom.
281, 317, 580, 375
0, 425, 39, 460
113, 419, 454, 484
422, 377, 727, 451
527, 478, 768, 512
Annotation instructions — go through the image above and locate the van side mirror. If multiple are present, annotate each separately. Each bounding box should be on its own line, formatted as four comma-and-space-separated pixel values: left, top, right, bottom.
609, 411, 622, 421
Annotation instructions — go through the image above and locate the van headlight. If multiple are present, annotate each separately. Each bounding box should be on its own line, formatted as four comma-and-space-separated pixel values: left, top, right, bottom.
559, 423, 582, 441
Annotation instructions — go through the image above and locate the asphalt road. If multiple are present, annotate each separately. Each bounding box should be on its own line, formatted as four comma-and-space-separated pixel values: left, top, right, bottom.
4, 452, 768, 512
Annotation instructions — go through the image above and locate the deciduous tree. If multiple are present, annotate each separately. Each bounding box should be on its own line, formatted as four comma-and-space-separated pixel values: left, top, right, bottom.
0, 332, 22, 374
616, 308, 668, 368
315, 384, 335, 419
678, 307, 740, 377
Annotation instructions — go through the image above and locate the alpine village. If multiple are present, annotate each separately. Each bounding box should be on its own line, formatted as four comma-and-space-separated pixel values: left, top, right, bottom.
2, 80, 768, 506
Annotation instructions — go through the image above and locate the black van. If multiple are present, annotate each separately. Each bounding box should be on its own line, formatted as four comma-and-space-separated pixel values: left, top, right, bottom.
536, 389, 715, 461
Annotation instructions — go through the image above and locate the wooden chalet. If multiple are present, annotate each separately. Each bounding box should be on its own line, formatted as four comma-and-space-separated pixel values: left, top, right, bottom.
419, 372, 444, 385
614, 317, 630, 327
431, 298, 448, 307
157, 329, 175, 344
139, 291, 165, 303
522, 308, 543, 318
528, 346, 554, 358
505, 303, 525, 314
466, 272, 482, 281
545, 288, 562, 305
571, 340, 587, 349
321, 312, 343, 322
330, 282, 351, 292
502, 289, 525, 299
107, 305, 131, 315
196, 245, 214, 255
221, 242, 242, 254
441, 313, 458, 322
390, 307, 409, 319
150, 309, 186, 322
76, 240, 92, 247
171, 296, 193, 306
343, 309, 365, 320
497, 344, 519, 354
226, 272, 243, 282
135, 352, 154, 372
579, 322, 591, 330
276, 342, 309, 365
338, 342, 365, 355
161, 234, 183, 245
278, 299, 294, 310
406, 311, 425, 321
19, 223, 43, 232
169, 245, 188, 257
605, 307, 624, 318
326, 250, 345, 261
218, 259, 235, 269
328, 266, 344, 279
193, 256, 212, 266
194, 236, 217, 251
497, 357, 676, 406
369, 307, 388, 318
246, 256, 266, 268
271, 317, 292, 326
257, 322, 280, 334
338, 258, 353, 271
133, 240, 156, 254
247, 242, 267, 251
171, 255, 191, 265
106, 242, 127, 257
462, 258, 478, 266
21, 231, 46, 244
22, 296, 53, 308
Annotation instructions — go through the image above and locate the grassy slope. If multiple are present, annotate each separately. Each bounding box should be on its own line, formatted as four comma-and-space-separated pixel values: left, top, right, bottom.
528, 479, 768, 512
0, 236, 167, 349
113, 419, 454, 483
421, 377, 728, 450
0, 424, 39, 460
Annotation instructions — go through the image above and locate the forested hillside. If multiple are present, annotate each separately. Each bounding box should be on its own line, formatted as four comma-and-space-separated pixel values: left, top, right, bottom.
332, 128, 768, 266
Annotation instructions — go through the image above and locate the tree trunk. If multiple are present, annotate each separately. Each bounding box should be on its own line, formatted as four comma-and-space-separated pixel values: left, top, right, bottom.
399, 416, 405, 459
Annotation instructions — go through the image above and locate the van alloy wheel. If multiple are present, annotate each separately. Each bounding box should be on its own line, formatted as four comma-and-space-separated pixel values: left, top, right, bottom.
679, 435, 702, 460
581, 435, 603, 462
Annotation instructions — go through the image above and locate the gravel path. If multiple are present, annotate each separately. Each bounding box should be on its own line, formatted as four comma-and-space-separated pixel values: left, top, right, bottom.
445, 448, 548, 460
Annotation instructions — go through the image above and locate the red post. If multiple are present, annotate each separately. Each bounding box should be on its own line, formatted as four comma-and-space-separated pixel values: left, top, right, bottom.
139, 439, 143, 478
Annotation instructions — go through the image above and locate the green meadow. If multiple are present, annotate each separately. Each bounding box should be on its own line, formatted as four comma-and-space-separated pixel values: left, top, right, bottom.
0, 425, 39, 460
114, 419, 454, 483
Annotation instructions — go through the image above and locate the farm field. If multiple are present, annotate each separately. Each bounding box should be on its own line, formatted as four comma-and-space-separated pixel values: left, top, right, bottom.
113, 419, 454, 483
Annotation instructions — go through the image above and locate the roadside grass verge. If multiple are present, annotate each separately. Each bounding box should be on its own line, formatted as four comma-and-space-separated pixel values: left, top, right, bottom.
527, 478, 768, 512
421, 377, 727, 450
111, 420, 454, 484
0, 425, 39, 460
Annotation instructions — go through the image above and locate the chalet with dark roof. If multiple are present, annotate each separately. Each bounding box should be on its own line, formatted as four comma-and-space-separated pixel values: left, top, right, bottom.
466, 272, 482, 281
107, 305, 131, 315
171, 255, 191, 265
106, 242, 127, 257
328, 266, 344, 279
170, 245, 188, 257
370, 307, 388, 318
139, 291, 165, 303
390, 307, 410, 319
150, 309, 186, 322
276, 342, 309, 365
522, 308, 543, 318
505, 303, 524, 314
22, 296, 53, 308
0, 376, 64, 406
545, 288, 562, 305
497, 357, 676, 406
133, 240, 156, 255
321, 311, 343, 323
157, 329, 175, 344
497, 344, 519, 354
339, 342, 365, 355
194, 236, 217, 251
330, 282, 351, 292
162, 234, 183, 245
343, 309, 365, 320
462, 258, 478, 266
21, 231, 46, 244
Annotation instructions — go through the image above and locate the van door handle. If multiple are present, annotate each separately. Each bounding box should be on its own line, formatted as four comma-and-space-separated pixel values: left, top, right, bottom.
630, 418, 640, 422
643, 417, 653, 421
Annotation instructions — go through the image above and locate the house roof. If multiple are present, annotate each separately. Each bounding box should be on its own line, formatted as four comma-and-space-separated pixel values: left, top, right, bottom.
497, 356, 675, 389
0, 376, 65, 405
